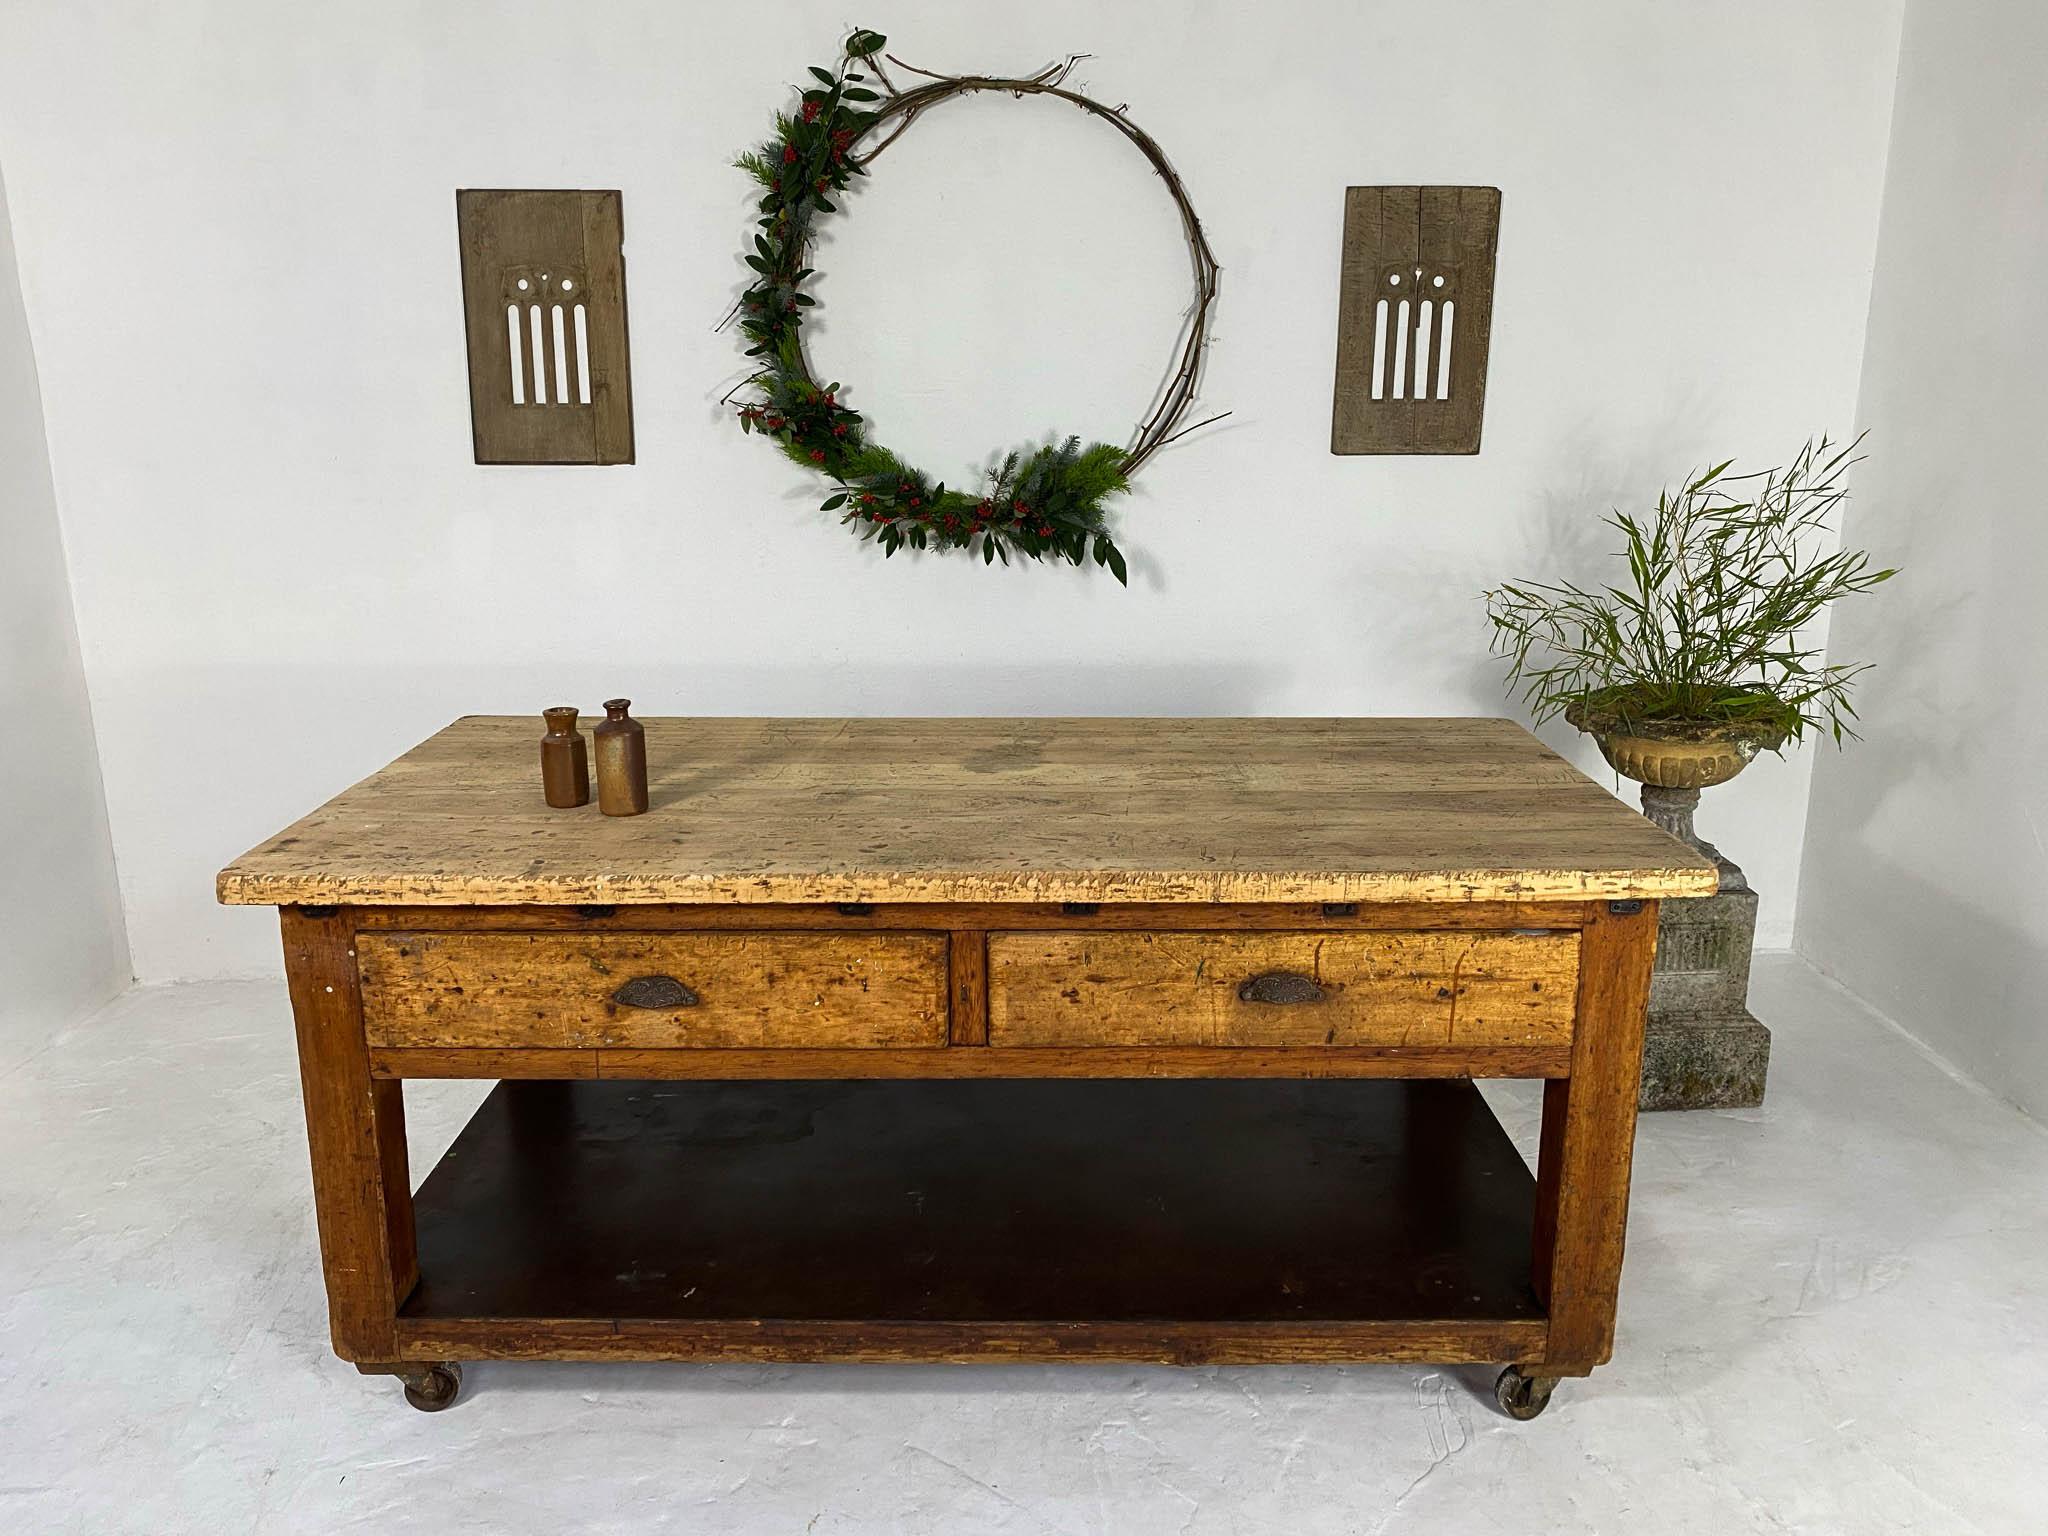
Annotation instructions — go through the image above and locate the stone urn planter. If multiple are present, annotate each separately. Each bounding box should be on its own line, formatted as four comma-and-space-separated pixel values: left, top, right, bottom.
1484, 440, 1900, 1108
1569, 709, 1773, 1111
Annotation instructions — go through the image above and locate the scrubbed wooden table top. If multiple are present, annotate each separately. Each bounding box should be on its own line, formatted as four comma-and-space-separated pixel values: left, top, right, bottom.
217, 715, 1715, 908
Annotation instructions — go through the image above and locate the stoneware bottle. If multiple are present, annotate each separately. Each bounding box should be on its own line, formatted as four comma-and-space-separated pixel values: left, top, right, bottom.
538, 707, 590, 808
593, 698, 649, 816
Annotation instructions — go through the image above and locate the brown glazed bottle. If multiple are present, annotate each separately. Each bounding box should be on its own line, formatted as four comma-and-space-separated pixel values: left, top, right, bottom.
539, 707, 591, 808
593, 698, 649, 816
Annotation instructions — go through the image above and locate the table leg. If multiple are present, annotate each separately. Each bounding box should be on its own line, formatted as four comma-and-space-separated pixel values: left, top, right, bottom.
281, 907, 418, 1362
1530, 899, 1658, 1375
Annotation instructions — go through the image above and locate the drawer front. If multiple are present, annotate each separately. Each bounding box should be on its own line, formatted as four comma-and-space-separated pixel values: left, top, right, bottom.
359, 931, 949, 1050
987, 930, 1577, 1049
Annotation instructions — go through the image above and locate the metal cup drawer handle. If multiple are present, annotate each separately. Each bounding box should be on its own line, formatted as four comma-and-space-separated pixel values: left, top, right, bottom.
1237, 971, 1325, 1005
612, 975, 700, 1009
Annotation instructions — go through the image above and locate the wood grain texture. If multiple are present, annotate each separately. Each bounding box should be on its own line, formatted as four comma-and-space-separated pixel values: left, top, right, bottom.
342, 899, 1590, 934
357, 930, 947, 1049
987, 929, 1577, 1048
217, 717, 1715, 908
280, 909, 415, 1361
947, 930, 989, 1046
367, 1042, 1575, 1081
394, 1316, 1549, 1366
1532, 899, 1659, 1373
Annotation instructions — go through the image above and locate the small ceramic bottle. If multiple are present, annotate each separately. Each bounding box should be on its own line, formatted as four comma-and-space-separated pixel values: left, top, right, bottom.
539, 707, 591, 808
593, 698, 649, 816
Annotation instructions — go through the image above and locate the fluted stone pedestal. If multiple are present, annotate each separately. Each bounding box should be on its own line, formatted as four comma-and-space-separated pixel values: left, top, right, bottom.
1637, 784, 1770, 1111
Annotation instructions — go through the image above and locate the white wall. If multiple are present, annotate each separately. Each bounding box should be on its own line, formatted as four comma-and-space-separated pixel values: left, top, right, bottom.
1797, 0, 2048, 1120
0, 167, 130, 1048
0, 0, 1903, 981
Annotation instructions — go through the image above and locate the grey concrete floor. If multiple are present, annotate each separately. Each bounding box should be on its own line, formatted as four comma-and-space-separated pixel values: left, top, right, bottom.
2, 955, 2043, 1534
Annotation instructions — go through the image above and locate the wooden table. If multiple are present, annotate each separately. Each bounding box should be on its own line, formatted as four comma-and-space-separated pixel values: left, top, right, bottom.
219, 717, 1714, 1416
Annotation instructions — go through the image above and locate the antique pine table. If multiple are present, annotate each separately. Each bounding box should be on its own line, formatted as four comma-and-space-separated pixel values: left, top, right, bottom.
218, 716, 1714, 1416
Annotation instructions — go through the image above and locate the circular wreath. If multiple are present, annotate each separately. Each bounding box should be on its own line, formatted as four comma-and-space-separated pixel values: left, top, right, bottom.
727, 29, 1220, 582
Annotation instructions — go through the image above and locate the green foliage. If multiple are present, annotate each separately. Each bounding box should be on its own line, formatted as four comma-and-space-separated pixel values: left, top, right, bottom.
729, 29, 1130, 582
731, 150, 778, 188
1483, 436, 1897, 750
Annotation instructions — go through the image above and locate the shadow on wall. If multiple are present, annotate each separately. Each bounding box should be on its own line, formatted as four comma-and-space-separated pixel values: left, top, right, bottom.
1329, 421, 1729, 721
1800, 852, 2048, 1122
1808, 453, 1973, 790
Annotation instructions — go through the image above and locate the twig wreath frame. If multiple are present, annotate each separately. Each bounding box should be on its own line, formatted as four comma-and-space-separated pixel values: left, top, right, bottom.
725, 28, 1222, 582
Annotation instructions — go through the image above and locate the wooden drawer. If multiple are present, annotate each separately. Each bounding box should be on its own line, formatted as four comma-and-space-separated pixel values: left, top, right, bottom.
358, 931, 949, 1050
987, 930, 1577, 1049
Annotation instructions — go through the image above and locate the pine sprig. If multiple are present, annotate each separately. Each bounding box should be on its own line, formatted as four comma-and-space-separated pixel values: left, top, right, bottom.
730, 28, 1133, 583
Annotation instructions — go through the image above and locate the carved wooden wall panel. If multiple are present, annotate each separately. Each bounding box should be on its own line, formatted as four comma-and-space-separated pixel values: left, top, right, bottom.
1331, 186, 1500, 455
457, 189, 634, 465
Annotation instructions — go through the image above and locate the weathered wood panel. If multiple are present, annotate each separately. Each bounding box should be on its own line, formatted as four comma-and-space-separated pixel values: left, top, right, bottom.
341, 899, 1588, 934
358, 930, 948, 1049
217, 717, 1716, 908
395, 1316, 1549, 1366
456, 189, 633, 464
1331, 185, 1500, 454
367, 1042, 1575, 1081
988, 930, 1577, 1048
947, 929, 989, 1046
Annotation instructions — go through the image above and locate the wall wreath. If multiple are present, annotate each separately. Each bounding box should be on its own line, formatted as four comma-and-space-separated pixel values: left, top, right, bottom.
727, 29, 1221, 583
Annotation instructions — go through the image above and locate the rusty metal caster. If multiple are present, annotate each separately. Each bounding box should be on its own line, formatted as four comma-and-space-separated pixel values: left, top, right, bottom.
397, 1361, 463, 1412
1495, 1364, 1558, 1420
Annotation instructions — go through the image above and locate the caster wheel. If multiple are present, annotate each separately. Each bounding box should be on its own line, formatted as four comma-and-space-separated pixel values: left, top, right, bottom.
1495, 1364, 1557, 1421
400, 1361, 462, 1412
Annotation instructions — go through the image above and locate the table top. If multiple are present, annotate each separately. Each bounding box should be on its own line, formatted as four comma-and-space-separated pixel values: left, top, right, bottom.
215, 715, 1717, 908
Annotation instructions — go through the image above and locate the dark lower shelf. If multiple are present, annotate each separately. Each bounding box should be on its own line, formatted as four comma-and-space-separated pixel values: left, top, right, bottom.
402, 1077, 1541, 1325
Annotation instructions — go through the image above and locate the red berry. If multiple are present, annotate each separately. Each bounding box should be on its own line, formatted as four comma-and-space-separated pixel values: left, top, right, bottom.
810, 449, 826, 463
782, 145, 797, 164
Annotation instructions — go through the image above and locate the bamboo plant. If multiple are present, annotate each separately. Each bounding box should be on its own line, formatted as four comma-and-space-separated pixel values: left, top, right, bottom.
1484, 436, 1897, 751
